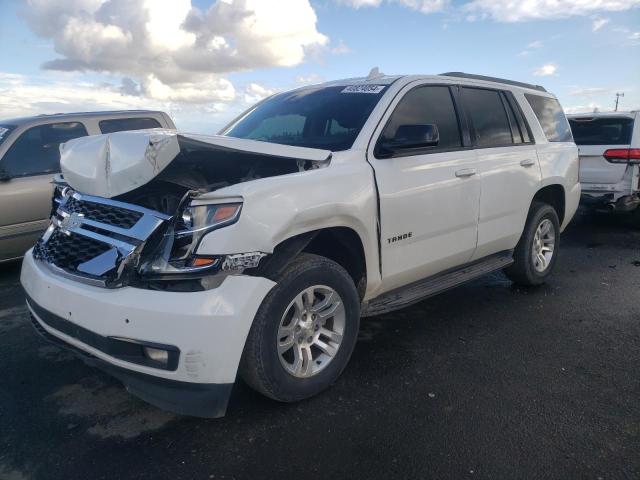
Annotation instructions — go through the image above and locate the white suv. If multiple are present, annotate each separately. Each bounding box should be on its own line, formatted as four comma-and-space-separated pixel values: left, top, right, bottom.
568, 112, 640, 217
21, 72, 580, 417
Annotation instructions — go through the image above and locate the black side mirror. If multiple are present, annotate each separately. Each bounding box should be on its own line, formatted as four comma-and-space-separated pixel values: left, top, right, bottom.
378, 124, 440, 157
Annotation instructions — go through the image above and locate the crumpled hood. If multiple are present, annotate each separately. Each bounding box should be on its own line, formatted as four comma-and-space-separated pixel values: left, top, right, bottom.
60, 129, 332, 198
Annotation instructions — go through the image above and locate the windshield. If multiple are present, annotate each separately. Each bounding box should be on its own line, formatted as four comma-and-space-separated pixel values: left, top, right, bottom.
222, 85, 388, 151
0, 124, 15, 148
569, 117, 634, 145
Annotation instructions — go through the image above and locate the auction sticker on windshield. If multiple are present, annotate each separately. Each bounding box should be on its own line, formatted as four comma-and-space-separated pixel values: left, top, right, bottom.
341, 85, 385, 94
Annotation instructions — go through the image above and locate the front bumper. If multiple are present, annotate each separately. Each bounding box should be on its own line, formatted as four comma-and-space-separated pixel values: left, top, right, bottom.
21, 250, 275, 417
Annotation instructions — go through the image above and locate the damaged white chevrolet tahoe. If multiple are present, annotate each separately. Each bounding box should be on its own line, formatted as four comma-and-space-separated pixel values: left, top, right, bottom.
21, 73, 580, 417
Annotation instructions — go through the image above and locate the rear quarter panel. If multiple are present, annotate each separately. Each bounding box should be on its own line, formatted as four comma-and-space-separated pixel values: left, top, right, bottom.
516, 91, 580, 230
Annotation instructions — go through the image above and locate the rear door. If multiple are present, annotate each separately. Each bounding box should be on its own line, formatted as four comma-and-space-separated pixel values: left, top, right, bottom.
568, 116, 635, 185
461, 87, 541, 259
367, 83, 481, 292
0, 121, 89, 260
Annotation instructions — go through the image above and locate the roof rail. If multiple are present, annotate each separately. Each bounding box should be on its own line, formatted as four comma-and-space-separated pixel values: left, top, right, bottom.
439, 72, 547, 92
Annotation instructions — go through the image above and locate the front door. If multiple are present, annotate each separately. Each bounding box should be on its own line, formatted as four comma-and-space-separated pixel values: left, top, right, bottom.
368, 84, 481, 292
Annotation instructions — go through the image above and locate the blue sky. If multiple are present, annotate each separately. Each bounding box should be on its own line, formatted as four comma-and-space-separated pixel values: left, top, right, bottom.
1, 0, 639, 133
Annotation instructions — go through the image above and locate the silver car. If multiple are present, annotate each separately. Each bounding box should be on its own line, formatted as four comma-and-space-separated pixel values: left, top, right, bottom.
0, 110, 176, 262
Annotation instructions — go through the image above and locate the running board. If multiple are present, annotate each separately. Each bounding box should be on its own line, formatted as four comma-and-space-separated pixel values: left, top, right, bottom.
361, 251, 514, 317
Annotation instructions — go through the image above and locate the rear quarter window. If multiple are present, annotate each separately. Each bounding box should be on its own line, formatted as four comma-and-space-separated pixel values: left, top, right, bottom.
525, 94, 573, 143
99, 117, 162, 134
568, 117, 634, 145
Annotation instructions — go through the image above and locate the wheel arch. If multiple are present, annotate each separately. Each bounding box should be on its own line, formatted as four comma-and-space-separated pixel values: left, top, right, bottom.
531, 184, 566, 225
249, 226, 368, 301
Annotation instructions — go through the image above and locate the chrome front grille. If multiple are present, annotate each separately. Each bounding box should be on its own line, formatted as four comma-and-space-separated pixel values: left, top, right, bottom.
64, 196, 143, 229
33, 230, 112, 271
34, 190, 171, 287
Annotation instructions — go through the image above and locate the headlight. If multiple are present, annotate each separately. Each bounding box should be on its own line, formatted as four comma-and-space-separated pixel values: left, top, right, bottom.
139, 202, 245, 276
179, 203, 242, 235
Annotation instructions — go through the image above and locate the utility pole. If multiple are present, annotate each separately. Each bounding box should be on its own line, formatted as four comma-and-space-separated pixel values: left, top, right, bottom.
615, 92, 624, 112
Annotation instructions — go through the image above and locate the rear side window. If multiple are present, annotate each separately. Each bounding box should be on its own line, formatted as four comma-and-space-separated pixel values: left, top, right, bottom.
525, 94, 573, 142
462, 88, 513, 147
568, 117, 634, 145
379, 85, 462, 151
99, 117, 162, 134
0, 122, 88, 178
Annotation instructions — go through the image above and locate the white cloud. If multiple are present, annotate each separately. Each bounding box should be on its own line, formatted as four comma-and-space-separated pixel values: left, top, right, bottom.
564, 103, 603, 114
336, 0, 382, 7
21, 0, 328, 104
338, 0, 639, 19
331, 40, 352, 55
336, 0, 449, 13
0, 72, 242, 133
569, 87, 608, 96
533, 64, 558, 76
396, 0, 449, 13
143, 75, 235, 103
518, 40, 543, 56
462, 0, 640, 22
243, 83, 278, 104
0, 72, 167, 118
295, 73, 324, 84
630, 31, 640, 39
592, 17, 610, 31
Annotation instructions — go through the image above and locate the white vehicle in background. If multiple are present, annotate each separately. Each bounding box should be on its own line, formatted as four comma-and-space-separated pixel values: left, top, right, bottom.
21, 72, 580, 418
568, 112, 640, 219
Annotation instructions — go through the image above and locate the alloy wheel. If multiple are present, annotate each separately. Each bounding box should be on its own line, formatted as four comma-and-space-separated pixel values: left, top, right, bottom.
277, 285, 346, 378
532, 218, 555, 273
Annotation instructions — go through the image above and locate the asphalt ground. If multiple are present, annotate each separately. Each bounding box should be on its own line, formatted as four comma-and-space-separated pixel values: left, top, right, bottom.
1, 209, 639, 480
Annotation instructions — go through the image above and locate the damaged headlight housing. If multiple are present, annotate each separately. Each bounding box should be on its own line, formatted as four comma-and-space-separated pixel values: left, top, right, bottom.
139, 201, 264, 279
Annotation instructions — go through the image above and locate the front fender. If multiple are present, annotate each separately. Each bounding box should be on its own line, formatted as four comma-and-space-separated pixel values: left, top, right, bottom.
195, 157, 382, 298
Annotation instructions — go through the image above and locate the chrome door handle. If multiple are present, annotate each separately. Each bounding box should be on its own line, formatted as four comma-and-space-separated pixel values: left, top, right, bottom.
520, 159, 536, 167
455, 168, 477, 178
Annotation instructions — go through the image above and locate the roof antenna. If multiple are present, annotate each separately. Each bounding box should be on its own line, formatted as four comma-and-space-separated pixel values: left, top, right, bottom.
367, 67, 384, 79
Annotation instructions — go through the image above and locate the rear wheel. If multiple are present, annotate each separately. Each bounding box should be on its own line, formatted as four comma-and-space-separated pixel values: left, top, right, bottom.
504, 202, 560, 286
240, 253, 360, 402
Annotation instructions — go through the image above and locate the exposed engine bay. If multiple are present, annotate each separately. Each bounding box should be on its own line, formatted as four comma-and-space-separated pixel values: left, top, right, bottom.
118, 136, 327, 214
34, 131, 332, 291
60, 130, 331, 214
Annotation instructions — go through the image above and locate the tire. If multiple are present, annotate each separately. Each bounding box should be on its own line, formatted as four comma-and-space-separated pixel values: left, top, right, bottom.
504, 202, 560, 286
240, 253, 360, 402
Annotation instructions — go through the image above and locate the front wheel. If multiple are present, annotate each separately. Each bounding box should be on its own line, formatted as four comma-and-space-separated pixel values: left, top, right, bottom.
240, 253, 360, 402
504, 202, 560, 286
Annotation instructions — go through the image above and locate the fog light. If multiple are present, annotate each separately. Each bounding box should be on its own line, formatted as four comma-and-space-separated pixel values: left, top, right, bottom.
143, 346, 169, 364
